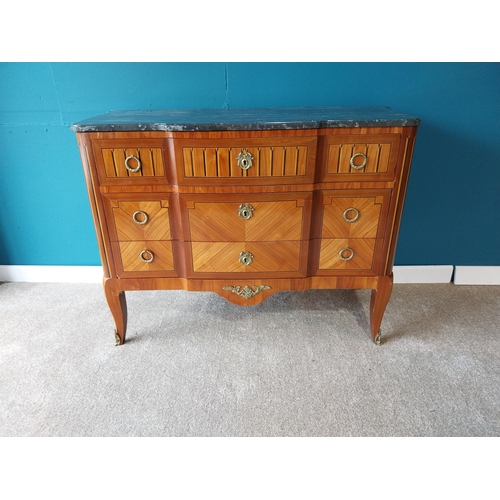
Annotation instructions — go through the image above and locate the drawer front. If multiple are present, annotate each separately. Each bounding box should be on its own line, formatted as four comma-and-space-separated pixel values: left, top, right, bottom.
319, 190, 391, 240
105, 199, 172, 242
318, 238, 381, 272
92, 139, 169, 185
174, 136, 317, 184
191, 241, 301, 273
184, 194, 311, 242
115, 240, 175, 273
322, 134, 401, 181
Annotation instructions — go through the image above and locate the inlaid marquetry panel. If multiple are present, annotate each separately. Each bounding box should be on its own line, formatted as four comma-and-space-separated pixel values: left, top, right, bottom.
101, 147, 165, 178
182, 145, 309, 177
118, 241, 174, 272
324, 134, 400, 179
327, 143, 391, 174
322, 196, 385, 239
319, 239, 377, 271
111, 200, 171, 241
191, 241, 301, 273
187, 200, 305, 242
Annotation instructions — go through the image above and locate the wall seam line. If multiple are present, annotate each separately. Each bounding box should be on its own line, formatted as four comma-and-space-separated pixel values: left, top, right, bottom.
49, 63, 65, 126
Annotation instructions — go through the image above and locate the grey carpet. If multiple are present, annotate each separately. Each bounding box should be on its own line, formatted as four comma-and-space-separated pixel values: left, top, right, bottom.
0, 281, 499, 436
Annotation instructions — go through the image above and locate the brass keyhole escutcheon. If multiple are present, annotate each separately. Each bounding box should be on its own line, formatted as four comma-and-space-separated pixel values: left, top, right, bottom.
238, 204, 254, 220
237, 149, 254, 170
239, 251, 253, 266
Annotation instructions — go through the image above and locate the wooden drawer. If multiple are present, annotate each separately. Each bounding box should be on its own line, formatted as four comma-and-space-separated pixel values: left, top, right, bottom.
113, 240, 175, 275
103, 196, 172, 242
318, 238, 383, 274
313, 189, 391, 276
322, 134, 401, 181
174, 135, 317, 185
318, 190, 391, 240
180, 193, 312, 242
92, 138, 170, 185
191, 241, 302, 273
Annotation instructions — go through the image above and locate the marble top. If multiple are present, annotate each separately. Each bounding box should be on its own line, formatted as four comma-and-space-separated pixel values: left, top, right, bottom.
70, 106, 420, 132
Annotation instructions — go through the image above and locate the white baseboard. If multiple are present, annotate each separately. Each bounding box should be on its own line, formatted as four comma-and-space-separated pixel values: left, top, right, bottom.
0, 265, 104, 283
393, 265, 454, 284
454, 266, 500, 285
1, 265, 455, 284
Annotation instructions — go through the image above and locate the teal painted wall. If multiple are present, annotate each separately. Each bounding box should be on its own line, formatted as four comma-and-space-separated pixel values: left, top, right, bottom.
1, 62, 499, 266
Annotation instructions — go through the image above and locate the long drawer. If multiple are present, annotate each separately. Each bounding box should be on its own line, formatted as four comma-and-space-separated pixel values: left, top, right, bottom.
179, 192, 313, 242
185, 240, 308, 278
191, 241, 301, 273
173, 136, 317, 185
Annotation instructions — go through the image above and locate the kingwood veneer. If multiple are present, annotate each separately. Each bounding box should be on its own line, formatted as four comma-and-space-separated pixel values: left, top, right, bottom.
71, 107, 420, 345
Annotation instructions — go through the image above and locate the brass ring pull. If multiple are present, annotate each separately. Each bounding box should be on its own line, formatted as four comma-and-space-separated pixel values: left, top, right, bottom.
350, 152, 367, 170
125, 155, 142, 173
132, 210, 148, 225
339, 247, 354, 262
343, 207, 359, 223
237, 149, 254, 170
239, 251, 253, 266
140, 249, 154, 263
238, 204, 254, 220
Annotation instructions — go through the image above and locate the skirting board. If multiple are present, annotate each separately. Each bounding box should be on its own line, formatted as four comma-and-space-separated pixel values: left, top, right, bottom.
393, 265, 453, 284
0, 265, 104, 283
1, 265, 454, 284
454, 266, 500, 285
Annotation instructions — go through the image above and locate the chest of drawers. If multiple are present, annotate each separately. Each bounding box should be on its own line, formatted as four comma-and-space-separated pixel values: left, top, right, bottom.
71, 107, 419, 345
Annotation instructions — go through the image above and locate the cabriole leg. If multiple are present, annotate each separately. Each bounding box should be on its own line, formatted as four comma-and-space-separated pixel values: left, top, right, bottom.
370, 273, 393, 345
103, 278, 128, 346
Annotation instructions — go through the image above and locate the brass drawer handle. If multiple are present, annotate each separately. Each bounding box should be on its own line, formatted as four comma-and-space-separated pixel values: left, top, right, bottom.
339, 247, 354, 261
140, 249, 154, 263
350, 152, 367, 170
125, 155, 142, 173
238, 204, 254, 220
343, 207, 359, 223
132, 210, 148, 225
239, 251, 253, 266
237, 149, 254, 170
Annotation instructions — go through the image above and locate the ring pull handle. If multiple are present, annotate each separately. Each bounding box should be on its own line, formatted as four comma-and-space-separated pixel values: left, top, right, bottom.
350, 152, 367, 170
343, 207, 359, 223
239, 251, 254, 266
237, 149, 254, 170
140, 249, 154, 263
125, 155, 142, 173
339, 247, 355, 262
132, 210, 149, 225
238, 204, 254, 220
